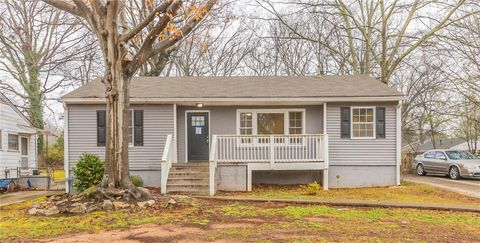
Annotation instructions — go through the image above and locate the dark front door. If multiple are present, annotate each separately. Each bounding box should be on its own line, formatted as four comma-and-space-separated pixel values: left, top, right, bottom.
187, 112, 209, 162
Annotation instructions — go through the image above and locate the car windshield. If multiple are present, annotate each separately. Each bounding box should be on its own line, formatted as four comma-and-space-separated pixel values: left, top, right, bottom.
445, 151, 477, 160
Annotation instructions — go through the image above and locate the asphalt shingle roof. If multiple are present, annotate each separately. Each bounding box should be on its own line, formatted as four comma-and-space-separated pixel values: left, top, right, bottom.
61, 75, 403, 99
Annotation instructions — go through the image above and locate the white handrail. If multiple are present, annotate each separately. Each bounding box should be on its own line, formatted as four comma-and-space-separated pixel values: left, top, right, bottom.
209, 135, 218, 196
160, 134, 173, 195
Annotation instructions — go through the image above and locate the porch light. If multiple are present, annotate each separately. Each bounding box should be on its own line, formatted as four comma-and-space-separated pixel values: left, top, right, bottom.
196, 103, 204, 108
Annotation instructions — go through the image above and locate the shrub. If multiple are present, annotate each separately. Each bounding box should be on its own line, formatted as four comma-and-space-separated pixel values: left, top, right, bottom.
73, 153, 104, 192
130, 175, 144, 187
300, 181, 321, 195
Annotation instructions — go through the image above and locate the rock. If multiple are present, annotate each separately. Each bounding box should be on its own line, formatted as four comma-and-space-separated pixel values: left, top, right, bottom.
167, 199, 177, 205
31, 203, 41, 208
137, 201, 148, 208
69, 203, 87, 214
44, 206, 60, 216
103, 200, 113, 210
28, 207, 44, 216
55, 199, 68, 206
113, 201, 130, 210
86, 205, 98, 213
146, 200, 156, 207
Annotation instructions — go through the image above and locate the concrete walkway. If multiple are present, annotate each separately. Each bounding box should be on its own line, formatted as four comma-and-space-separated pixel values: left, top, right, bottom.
0, 191, 61, 207
404, 175, 480, 199
195, 196, 480, 213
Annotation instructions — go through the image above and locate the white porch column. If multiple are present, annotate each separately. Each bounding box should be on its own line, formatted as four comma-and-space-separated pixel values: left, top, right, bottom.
396, 101, 402, 185
323, 102, 329, 190
63, 103, 70, 193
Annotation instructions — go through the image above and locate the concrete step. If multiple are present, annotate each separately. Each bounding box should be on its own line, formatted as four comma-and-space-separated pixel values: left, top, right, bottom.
166, 189, 209, 195
169, 167, 209, 173
168, 174, 209, 180
172, 163, 209, 167
167, 179, 209, 185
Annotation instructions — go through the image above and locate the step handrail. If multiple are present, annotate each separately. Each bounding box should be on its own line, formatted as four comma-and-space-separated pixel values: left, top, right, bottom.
160, 134, 173, 194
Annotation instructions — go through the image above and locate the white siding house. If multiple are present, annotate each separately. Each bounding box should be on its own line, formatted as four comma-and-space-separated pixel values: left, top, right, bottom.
0, 93, 37, 178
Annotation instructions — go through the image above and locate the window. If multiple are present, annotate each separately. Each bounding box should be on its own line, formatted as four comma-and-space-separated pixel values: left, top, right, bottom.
351, 107, 375, 138
289, 112, 303, 134
8, 134, 18, 151
435, 151, 447, 160
257, 113, 284, 135
129, 110, 134, 146
237, 109, 304, 140
424, 151, 435, 159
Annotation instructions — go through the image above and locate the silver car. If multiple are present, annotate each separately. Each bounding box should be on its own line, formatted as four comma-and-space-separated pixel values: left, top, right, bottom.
413, 150, 480, 179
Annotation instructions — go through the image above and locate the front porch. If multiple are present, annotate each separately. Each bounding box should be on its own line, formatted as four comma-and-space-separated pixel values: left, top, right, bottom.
209, 134, 329, 195
159, 133, 329, 195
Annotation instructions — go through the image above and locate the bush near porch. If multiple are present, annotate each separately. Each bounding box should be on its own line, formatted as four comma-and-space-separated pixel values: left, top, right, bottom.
218, 181, 480, 207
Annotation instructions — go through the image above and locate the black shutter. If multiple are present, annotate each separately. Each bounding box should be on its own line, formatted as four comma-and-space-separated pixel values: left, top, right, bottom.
376, 107, 386, 138
340, 107, 350, 138
97, 110, 106, 146
134, 110, 144, 146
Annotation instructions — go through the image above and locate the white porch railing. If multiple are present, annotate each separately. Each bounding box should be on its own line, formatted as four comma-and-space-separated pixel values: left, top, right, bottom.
214, 134, 327, 163
160, 134, 174, 195
209, 134, 328, 195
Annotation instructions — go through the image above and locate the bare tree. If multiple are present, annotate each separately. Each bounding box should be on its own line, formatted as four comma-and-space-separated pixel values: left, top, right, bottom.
0, 0, 92, 130
43, 0, 216, 195
257, 0, 467, 84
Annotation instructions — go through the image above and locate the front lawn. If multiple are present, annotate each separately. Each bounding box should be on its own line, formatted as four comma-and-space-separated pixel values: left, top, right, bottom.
218, 181, 480, 207
1, 195, 480, 242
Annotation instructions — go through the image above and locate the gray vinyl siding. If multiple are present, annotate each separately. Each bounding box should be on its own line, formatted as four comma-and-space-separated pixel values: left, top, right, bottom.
177, 105, 323, 163
67, 104, 174, 171
327, 102, 397, 166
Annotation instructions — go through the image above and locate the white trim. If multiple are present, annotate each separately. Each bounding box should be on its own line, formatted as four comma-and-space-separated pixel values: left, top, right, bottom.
63, 103, 70, 193
0, 129, 3, 151
396, 101, 402, 186
62, 96, 404, 104
19, 136, 29, 168
323, 102, 328, 190
184, 110, 211, 162
128, 109, 135, 147
236, 108, 306, 136
173, 104, 178, 163
350, 106, 376, 140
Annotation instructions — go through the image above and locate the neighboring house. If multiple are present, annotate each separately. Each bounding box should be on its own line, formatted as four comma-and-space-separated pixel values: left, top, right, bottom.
61, 75, 403, 195
408, 138, 480, 154
0, 93, 38, 178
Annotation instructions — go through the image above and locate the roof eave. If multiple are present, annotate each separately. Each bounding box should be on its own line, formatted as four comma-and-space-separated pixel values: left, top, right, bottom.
62, 96, 404, 104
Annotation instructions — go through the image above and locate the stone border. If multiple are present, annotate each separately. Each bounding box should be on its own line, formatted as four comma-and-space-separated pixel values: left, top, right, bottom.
194, 196, 480, 213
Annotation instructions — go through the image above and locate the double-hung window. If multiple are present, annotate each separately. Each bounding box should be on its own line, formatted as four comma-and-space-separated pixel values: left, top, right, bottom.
351, 107, 375, 139
8, 134, 19, 151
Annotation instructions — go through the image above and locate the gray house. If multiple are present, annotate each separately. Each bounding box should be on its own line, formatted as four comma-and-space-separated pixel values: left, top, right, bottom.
62, 75, 403, 195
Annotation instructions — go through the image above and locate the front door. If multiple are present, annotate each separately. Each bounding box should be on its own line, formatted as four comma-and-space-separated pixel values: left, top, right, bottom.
20, 136, 29, 168
187, 112, 209, 162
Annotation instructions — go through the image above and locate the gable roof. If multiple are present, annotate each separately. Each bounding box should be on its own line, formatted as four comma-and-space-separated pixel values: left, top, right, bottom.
62, 75, 403, 102
0, 92, 34, 128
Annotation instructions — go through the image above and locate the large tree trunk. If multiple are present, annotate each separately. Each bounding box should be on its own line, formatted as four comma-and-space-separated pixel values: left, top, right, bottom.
100, 34, 134, 188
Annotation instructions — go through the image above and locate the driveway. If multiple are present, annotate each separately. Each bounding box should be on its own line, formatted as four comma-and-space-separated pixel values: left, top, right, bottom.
0, 191, 61, 207
404, 175, 480, 199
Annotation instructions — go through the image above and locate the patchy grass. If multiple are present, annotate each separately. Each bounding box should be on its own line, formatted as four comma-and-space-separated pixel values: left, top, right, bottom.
1, 196, 480, 242
218, 180, 480, 207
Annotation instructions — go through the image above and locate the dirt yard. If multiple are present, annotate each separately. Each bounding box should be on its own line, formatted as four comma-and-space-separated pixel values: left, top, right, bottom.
2, 197, 479, 242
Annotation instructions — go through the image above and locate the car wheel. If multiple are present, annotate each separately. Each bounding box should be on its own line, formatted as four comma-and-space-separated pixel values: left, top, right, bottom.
449, 166, 460, 180
416, 164, 426, 176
